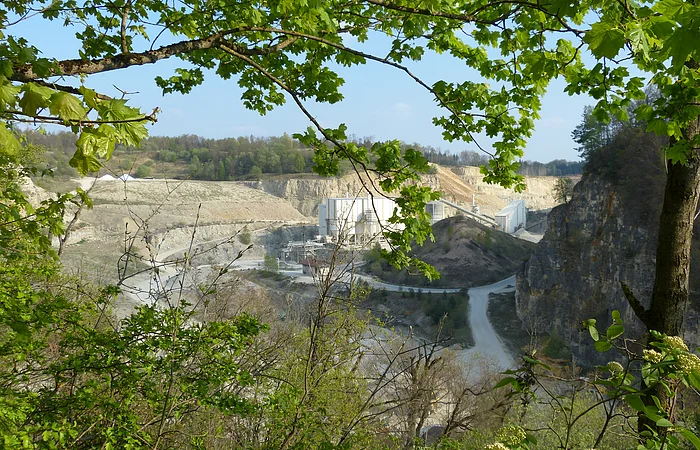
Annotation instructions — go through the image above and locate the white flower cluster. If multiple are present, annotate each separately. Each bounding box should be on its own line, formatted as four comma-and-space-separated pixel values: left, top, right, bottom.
496, 424, 527, 447
643, 335, 700, 375
664, 335, 689, 351
485, 443, 509, 450
676, 353, 700, 374
607, 361, 624, 375
643, 349, 663, 364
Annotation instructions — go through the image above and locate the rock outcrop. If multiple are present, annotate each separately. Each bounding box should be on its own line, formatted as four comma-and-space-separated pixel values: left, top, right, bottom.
242, 174, 394, 217
244, 165, 564, 218
516, 171, 700, 366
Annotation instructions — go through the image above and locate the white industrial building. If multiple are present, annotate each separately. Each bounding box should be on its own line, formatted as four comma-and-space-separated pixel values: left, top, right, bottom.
425, 201, 445, 224
318, 198, 448, 243
319, 197, 398, 243
495, 200, 527, 234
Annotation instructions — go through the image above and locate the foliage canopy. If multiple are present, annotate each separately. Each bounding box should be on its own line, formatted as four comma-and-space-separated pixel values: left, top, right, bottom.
4, 0, 700, 441
2, 0, 694, 274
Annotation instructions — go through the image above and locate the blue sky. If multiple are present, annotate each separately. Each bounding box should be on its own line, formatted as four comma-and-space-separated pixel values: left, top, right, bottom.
17, 17, 592, 163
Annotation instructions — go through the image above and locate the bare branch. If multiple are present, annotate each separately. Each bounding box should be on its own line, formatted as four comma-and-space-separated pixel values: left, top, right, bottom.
621, 282, 649, 326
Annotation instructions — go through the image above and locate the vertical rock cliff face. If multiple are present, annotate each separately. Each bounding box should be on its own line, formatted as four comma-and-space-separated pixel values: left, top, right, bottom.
241, 167, 561, 219
242, 174, 441, 217
516, 171, 700, 365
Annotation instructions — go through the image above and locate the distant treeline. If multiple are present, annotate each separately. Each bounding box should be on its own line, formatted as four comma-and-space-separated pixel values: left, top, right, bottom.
422, 148, 584, 176
25, 131, 582, 180
26, 131, 317, 180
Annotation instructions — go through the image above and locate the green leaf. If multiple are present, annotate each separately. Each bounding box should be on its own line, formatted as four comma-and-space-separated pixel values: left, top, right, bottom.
626, 394, 646, 412
689, 371, 700, 391
584, 22, 626, 59
680, 428, 700, 449
493, 377, 517, 389
0, 80, 20, 110
612, 310, 621, 322
0, 59, 12, 77
664, 27, 698, 68
70, 152, 101, 174
589, 325, 600, 341
49, 91, 87, 122
19, 82, 54, 115
75, 188, 93, 209
79, 86, 99, 109
655, 418, 673, 427
0, 125, 20, 155
627, 23, 650, 60
667, 140, 691, 164
97, 99, 149, 146
653, 0, 694, 18
595, 340, 612, 352
75, 125, 117, 161
607, 324, 625, 340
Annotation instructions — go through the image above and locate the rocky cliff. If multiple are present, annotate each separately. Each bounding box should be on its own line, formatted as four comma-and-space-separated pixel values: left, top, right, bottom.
516, 136, 700, 365
242, 174, 401, 217
244, 165, 563, 218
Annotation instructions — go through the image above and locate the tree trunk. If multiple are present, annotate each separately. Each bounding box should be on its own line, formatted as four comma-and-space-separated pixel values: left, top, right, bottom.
640, 124, 700, 433
648, 143, 700, 336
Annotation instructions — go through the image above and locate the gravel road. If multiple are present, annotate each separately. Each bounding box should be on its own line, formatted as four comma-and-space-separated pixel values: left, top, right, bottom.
459, 275, 516, 372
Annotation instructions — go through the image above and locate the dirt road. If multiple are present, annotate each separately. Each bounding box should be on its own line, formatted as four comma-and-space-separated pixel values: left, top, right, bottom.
459, 275, 516, 371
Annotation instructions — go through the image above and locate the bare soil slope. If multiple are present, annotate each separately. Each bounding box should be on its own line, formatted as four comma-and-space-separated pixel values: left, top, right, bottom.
60, 179, 311, 276
367, 216, 536, 288
446, 166, 566, 215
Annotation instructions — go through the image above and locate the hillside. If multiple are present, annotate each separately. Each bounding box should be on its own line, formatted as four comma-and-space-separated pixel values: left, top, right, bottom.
447, 166, 569, 215
58, 178, 311, 275
48, 165, 559, 280
365, 215, 536, 288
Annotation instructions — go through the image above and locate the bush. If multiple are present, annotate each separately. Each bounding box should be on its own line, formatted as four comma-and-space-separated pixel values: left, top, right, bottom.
135, 164, 152, 178
239, 226, 252, 245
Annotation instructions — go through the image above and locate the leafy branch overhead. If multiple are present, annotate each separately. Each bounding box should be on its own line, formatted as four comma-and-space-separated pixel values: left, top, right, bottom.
1, 0, 699, 277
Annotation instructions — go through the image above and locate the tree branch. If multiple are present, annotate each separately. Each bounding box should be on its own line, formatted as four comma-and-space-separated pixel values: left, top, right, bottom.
120, 1, 131, 54
34, 79, 112, 100
12, 29, 301, 82
621, 282, 649, 326
1, 109, 158, 125
365, 0, 583, 33
11, 33, 227, 81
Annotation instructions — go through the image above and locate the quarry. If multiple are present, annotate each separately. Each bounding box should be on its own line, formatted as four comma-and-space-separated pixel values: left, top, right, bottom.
59, 164, 556, 271
47, 166, 563, 367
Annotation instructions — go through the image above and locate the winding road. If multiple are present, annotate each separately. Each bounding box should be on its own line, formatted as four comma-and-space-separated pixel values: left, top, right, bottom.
120, 252, 517, 372
277, 265, 517, 371
460, 275, 516, 371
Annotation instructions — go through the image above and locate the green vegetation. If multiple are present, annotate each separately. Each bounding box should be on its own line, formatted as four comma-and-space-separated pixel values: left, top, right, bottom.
365, 218, 535, 289
239, 226, 252, 245
423, 292, 471, 344
27, 131, 317, 180
263, 252, 279, 271
487, 292, 533, 357
3, 0, 700, 446
26, 131, 585, 182
552, 177, 575, 204
575, 107, 667, 230
365, 288, 474, 347
540, 334, 572, 361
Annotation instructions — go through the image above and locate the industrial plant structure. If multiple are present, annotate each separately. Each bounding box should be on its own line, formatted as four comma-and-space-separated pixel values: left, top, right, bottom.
425, 201, 445, 223
495, 200, 527, 234
318, 197, 397, 243
318, 197, 446, 243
